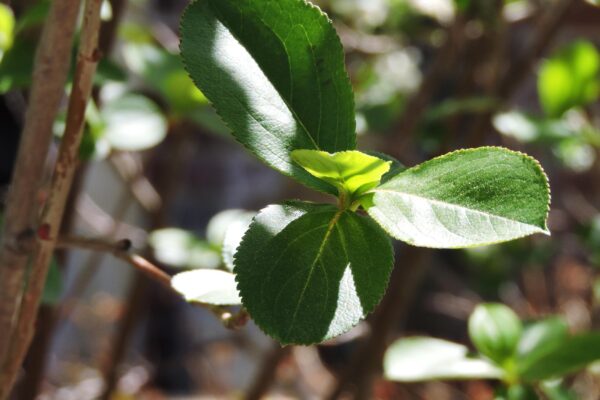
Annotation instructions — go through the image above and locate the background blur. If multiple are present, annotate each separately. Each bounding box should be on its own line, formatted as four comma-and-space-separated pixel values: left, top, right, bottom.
2, 0, 600, 398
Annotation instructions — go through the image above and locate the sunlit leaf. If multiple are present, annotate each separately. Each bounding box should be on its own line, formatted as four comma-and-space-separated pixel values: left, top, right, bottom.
235, 201, 393, 344
221, 212, 255, 272
538, 40, 600, 117
42, 259, 63, 305
102, 95, 167, 151
172, 269, 241, 305
291, 150, 391, 200
384, 337, 503, 382
0, 3, 14, 59
180, 0, 356, 194
366, 147, 550, 248
149, 228, 221, 270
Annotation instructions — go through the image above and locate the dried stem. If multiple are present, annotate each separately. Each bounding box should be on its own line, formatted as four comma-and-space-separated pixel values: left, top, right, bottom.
0, 1, 103, 396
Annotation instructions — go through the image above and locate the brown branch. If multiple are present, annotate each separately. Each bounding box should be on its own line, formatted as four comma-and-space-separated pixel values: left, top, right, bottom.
0, 0, 82, 397
55, 235, 249, 329
245, 345, 291, 400
0, 1, 102, 397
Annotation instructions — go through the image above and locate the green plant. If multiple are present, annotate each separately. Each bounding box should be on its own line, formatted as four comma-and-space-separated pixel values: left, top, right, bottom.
384, 303, 600, 399
178, 0, 550, 345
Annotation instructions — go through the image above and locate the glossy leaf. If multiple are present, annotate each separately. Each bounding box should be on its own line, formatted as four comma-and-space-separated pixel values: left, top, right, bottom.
519, 333, 600, 381
149, 228, 221, 269
234, 202, 394, 344
172, 269, 241, 305
180, 0, 355, 194
366, 147, 550, 248
469, 303, 522, 364
384, 337, 503, 382
291, 150, 391, 198
538, 40, 600, 117
102, 95, 167, 151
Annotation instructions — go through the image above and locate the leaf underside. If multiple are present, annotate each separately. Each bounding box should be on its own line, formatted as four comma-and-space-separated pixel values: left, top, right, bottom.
384, 337, 503, 382
234, 201, 394, 345
180, 0, 356, 194
367, 147, 550, 248
172, 269, 241, 305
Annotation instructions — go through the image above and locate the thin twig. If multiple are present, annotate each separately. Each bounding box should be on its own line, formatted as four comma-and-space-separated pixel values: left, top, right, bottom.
0, 1, 102, 397
56, 236, 172, 288
55, 235, 249, 329
0, 0, 82, 396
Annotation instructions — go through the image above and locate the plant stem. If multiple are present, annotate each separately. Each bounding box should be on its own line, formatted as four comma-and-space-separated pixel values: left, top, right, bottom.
0, 1, 103, 397
0, 0, 82, 396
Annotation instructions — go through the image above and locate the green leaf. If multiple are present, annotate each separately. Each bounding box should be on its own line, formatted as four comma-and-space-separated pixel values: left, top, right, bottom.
42, 258, 62, 305
517, 317, 569, 364
384, 337, 504, 382
149, 228, 221, 269
366, 147, 550, 248
291, 150, 391, 199
540, 380, 577, 400
469, 303, 522, 365
172, 269, 241, 305
0, 3, 14, 59
0, 37, 35, 93
538, 40, 600, 117
221, 211, 255, 272
180, 0, 355, 194
234, 201, 394, 345
102, 95, 168, 151
519, 333, 600, 381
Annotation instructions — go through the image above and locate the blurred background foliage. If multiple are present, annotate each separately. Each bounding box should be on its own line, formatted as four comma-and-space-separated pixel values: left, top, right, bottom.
1, 0, 600, 398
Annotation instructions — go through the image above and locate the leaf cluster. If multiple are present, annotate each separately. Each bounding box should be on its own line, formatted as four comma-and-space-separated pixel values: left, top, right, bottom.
180, 0, 550, 344
384, 303, 600, 398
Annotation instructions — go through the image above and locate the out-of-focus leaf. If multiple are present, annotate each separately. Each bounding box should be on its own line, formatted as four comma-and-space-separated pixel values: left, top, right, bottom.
15, 0, 50, 32
149, 228, 221, 270
517, 317, 569, 362
221, 211, 255, 272
206, 209, 253, 248
42, 259, 62, 305
519, 333, 600, 381
0, 3, 15, 59
121, 42, 207, 114
540, 380, 577, 400
384, 337, 503, 382
426, 96, 498, 121
172, 269, 241, 305
102, 94, 167, 151
494, 384, 539, 400
0, 38, 35, 93
538, 40, 600, 117
469, 303, 522, 365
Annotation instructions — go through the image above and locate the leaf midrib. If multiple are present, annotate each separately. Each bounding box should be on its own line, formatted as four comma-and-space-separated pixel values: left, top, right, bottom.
211, 2, 322, 151
285, 210, 344, 337
371, 189, 547, 232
